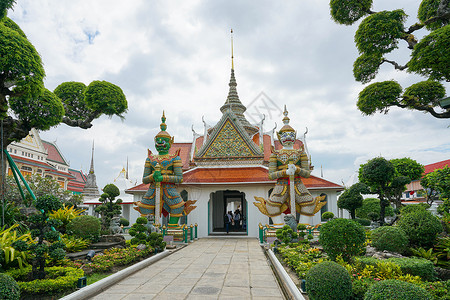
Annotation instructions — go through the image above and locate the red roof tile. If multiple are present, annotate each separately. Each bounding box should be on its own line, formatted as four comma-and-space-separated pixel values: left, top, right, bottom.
42, 141, 67, 165
126, 167, 343, 192
424, 159, 450, 174
170, 143, 192, 170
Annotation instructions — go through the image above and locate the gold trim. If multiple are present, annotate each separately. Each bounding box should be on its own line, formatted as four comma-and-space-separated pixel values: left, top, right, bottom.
135, 202, 155, 209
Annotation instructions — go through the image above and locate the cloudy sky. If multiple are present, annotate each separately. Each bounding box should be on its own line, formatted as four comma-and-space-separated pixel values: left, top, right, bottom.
9, 0, 449, 190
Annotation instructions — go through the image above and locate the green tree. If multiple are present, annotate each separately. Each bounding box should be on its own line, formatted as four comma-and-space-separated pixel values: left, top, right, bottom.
0, 3, 127, 148
4, 175, 83, 208
390, 158, 424, 208
329, 0, 450, 118
337, 182, 369, 219
13, 195, 65, 280
94, 184, 122, 232
422, 165, 450, 206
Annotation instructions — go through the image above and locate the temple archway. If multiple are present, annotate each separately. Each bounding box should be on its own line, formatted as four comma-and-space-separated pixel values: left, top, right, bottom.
209, 189, 247, 235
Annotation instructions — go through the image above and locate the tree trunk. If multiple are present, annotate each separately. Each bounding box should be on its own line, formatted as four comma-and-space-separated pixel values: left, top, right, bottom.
379, 197, 388, 225
350, 209, 356, 219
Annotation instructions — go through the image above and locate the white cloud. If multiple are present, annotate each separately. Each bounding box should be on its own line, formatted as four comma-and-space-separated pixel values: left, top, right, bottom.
8, 0, 450, 190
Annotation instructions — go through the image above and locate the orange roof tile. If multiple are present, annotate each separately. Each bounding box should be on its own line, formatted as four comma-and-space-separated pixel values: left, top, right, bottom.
126, 168, 343, 192
170, 143, 192, 170
42, 141, 68, 165
424, 159, 450, 174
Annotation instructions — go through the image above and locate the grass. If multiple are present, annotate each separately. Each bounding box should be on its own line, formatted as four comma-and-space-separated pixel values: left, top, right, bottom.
86, 272, 111, 285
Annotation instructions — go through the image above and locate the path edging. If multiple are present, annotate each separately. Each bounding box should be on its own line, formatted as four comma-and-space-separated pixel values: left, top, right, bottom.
266, 247, 306, 300
60, 248, 179, 300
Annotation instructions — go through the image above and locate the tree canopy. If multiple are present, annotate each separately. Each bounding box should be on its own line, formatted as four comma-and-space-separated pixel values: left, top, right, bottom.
0, 3, 127, 147
337, 182, 369, 219
329, 0, 450, 118
358, 156, 423, 224
421, 165, 450, 205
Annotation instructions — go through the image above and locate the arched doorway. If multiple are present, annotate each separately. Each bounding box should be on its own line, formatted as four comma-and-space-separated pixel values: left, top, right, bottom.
209, 190, 247, 235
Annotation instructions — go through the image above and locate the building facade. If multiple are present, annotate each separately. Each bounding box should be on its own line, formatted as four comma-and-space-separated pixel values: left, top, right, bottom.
126, 64, 344, 238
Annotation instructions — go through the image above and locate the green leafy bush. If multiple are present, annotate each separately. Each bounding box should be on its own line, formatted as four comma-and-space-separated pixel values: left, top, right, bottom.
322, 211, 334, 220
278, 244, 328, 278
356, 198, 394, 220
66, 215, 101, 242
0, 224, 32, 270
371, 226, 408, 254
148, 232, 166, 251
364, 279, 432, 300
7, 266, 83, 295
400, 203, 429, 215
119, 217, 129, 227
129, 216, 149, 245
60, 234, 90, 253
354, 218, 371, 226
319, 218, 366, 261
305, 261, 352, 300
0, 273, 20, 300
398, 210, 442, 248
276, 225, 298, 244
387, 258, 437, 282
421, 280, 450, 300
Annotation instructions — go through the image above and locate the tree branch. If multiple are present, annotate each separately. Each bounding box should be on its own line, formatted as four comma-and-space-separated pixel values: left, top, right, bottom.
382, 59, 408, 70
62, 110, 101, 129
394, 100, 450, 118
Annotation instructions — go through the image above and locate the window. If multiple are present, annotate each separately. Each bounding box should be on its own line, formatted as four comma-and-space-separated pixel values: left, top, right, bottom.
45, 175, 52, 179
37, 169, 42, 173
21, 166, 32, 171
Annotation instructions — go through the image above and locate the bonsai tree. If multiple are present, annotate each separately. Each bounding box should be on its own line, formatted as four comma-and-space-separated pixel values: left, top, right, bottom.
94, 184, 122, 233
13, 195, 65, 279
129, 217, 149, 245
329, 0, 450, 119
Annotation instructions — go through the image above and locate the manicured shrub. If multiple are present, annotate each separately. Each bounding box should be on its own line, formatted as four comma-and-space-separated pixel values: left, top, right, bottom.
66, 215, 101, 242
148, 232, 166, 251
8, 266, 83, 295
305, 261, 352, 300
364, 279, 432, 300
0, 273, 20, 300
371, 226, 408, 254
400, 203, 430, 215
119, 217, 129, 226
421, 280, 450, 300
129, 216, 149, 245
322, 211, 334, 220
276, 225, 298, 244
354, 218, 371, 226
387, 257, 437, 281
319, 218, 366, 261
398, 210, 443, 248
356, 198, 394, 220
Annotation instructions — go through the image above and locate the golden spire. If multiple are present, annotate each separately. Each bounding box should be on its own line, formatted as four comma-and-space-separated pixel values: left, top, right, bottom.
231, 28, 234, 70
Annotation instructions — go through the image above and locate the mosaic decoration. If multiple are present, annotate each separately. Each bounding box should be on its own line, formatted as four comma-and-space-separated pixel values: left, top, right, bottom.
254, 106, 326, 222
203, 119, 255, 158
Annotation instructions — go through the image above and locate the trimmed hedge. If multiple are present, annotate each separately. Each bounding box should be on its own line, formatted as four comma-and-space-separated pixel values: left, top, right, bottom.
356, 198, 394, 220
364, 279, 432, 300
306, 261, 352, 300
319, 218, 366, 261
66, 215, 101, 242
7, 266, 84, 295
388, 257, 437, 282
356, 256, 437, 282
371, 226, 408, 254
398, 210, 442, 248
0, 273, 20, 300
354, 218, 371, 226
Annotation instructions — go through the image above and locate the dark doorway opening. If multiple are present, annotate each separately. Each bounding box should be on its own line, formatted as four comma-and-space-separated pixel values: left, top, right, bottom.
210, 190, 247, 235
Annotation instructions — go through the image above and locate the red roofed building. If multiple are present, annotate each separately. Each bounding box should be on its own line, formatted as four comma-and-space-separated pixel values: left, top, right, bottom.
126, 63, 344, 238
403, 159, 450, 202
5, 128, 84, 193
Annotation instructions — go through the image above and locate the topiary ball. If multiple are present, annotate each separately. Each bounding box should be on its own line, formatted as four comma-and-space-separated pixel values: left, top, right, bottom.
0, 273, 20, 300
319, 218, 366, 261
371, 226, 409, 254
398, 210, 442, 248
305, 261, 352, 300
364, 279, 432, 300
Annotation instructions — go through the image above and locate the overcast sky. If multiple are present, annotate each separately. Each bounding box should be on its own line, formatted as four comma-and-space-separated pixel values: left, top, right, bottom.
9, 0, 449, 190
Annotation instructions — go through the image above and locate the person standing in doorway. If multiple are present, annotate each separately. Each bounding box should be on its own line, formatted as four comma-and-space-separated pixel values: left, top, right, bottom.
224, 211, 232, 234
234, 209, 241, 230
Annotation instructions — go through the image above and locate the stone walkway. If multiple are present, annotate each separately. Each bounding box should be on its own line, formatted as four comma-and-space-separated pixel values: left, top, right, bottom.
92, 238, 285, 300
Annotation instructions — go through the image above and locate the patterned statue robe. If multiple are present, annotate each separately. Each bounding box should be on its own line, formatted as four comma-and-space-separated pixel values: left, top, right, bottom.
134, 150, 186, 217
266, 148, 324, 216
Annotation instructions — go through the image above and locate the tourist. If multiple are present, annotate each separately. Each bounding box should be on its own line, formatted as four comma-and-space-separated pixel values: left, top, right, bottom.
234, 209, 241, 229
224, 211, 232, 234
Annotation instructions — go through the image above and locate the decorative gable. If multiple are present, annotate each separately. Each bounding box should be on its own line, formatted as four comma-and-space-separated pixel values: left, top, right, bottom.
196, 113, 263, 160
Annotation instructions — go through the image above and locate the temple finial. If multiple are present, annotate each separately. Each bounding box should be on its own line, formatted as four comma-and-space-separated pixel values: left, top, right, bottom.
89, 140, 95, 174
231, 28, 234, 70
160, 111, 167, 131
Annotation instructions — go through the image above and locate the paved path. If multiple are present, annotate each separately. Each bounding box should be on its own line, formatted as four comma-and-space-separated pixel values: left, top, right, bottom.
92, 238, 285, 300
